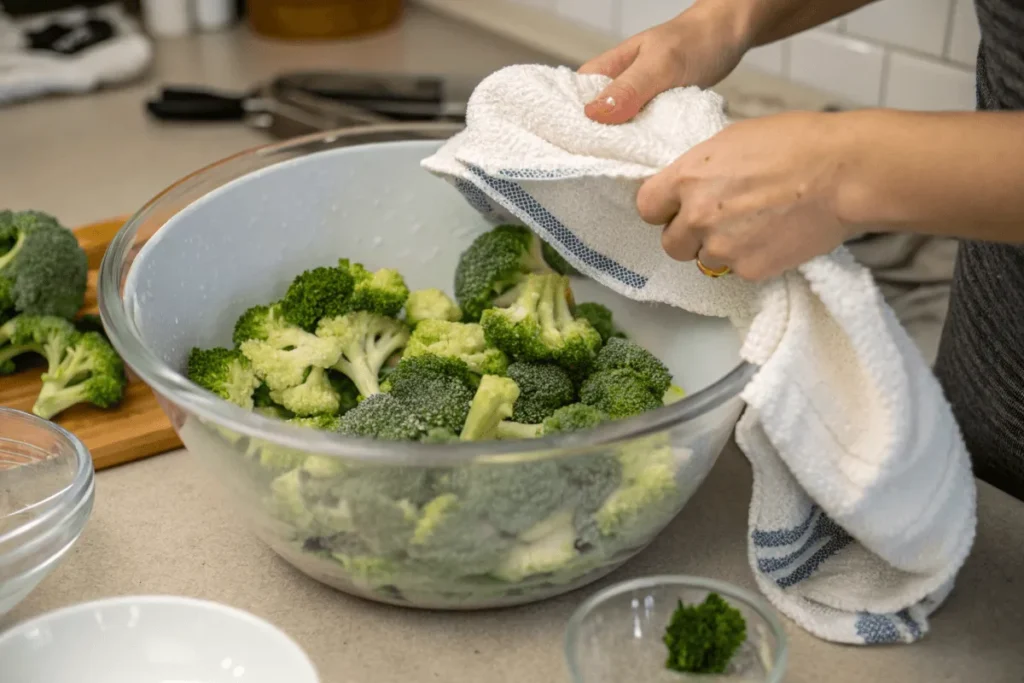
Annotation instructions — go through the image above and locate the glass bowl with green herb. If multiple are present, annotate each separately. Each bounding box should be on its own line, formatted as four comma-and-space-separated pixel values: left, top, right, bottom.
565, 575, 787, 682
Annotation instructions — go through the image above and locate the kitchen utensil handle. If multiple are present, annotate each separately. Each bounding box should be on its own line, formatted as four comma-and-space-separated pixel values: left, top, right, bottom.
145, 87, 249, 121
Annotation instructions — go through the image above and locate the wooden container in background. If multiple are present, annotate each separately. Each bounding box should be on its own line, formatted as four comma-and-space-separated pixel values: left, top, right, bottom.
246, 0, 403, 40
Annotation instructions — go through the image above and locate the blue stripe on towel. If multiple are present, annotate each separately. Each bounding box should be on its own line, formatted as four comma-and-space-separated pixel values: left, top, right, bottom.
757, 512, 841, 573
774, 527, 854, 588
855, 613, 903, 644
453, 178, 496, 216
465, 165, 649, 290
751, 505, 822, 549
895, 610, 923, 641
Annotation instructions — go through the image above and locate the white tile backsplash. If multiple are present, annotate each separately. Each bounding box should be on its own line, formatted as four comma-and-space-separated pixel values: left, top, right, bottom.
883, 52, 977, 110
844, 0, 953, 56
788, 31, 886, 105
948, 0, 981, 66
617, 0, 692, 38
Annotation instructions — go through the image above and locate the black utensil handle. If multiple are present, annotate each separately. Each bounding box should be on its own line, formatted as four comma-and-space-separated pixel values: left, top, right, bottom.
145, 85, 250, 121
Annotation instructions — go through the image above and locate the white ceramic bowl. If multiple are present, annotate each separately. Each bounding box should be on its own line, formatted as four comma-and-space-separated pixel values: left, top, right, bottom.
0, 595, 320, 683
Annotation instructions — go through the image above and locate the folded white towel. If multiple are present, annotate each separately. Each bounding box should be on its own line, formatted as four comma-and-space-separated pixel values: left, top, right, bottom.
422, 64, 978, 645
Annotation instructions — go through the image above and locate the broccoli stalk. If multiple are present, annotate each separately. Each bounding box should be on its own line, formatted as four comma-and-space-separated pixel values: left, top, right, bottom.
0, 315, 76, 375
496, 402, 609, 440
186, 347, 261, 409
404, 288, 462, 325
33, 331, 126, 419
481, 274, 601, 375
316, 311, 410, 398
404, 320, 508, 376
460, 374, 520, 441
663, 593, 747, 675
0, 211, 88, 320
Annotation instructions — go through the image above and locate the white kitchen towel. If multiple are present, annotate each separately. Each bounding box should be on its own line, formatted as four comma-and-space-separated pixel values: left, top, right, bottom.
422, 64, 978, 645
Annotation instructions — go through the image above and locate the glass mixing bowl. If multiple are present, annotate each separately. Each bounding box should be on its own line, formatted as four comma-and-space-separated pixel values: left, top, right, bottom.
0, 408, 95, 616
98, 122, 755, 609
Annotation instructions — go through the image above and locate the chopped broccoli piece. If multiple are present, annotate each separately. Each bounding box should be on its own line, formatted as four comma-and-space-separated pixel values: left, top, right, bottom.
280, 265, 355, 331
33, 331, 126, 419
663, 384, 686, 405
664, 593, 747, 675
0, 314, 76, 375
543, 403, 610, 434
381, 354, 476, 434
288, 414, 342, 431
491, 508, 578, 582
186, 347, 261, 409
593, 441, 680, 537
481, 274, 601, 375
419, 427, 460, 443
580, 368, 663, 419
574, 302, 622, 343
270, 366, 341, 416
541, 241, 580, 276
404, 319, 508, 376
404, 288, 462, 325
494, 421, 544, 440
447, 458, 567, 535
454, 224, 553, 321
233, 303, 283, 347
506, 362, 575, 424
337, 392, 427, 441
460, 374, 520, 441
316, 311, 410, 398
240, 324, 342, 393
0, 210, 87, 320
594, 337, 673, 397
407, 493, 512, 575
340, 259, 409, 317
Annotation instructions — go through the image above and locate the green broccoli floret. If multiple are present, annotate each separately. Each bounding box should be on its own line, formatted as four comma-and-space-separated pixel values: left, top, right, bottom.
481, 274, 601, 376
593, 337, 673, 397
0, 210, 87, 320
540, 241, 580, 276
316, 311, 410, 398
407, 493, 512, 575
233, 303, 283, 347
445, 458, 567, 535
270, 366, 341, 416
495, 402, 610, 441
33, 331, 126, 419
574, 302, 624, 343
506, 362, 575, 424
0, 314, 76, 375
288, 414, 342, 431
404, 319, 508, 376
279, 265, 355, 331
663, 385, 686, 405
454, 224, 554, 321
404, 288, 462, 325
580, 368, 663, 419
240, 324, 342, 393
340, 259, 410, 318
459, 374, 520, 441
664, 593, 747, 675
381, 354, 476, 434
491, 508, 579, 582
186, 347, 260, 409
337, 392, 427, 441
593, 440, 680, 537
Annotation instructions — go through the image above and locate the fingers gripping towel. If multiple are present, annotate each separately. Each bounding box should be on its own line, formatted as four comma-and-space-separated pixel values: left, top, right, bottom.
422, 64, 977, 645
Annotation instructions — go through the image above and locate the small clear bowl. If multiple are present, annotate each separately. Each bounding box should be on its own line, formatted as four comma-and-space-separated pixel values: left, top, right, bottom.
565, 576, 788, 683
0, 408, 95, 616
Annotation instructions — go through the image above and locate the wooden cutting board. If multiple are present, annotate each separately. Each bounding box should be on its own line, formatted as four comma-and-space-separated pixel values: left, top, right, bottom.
0, 218, 182, 470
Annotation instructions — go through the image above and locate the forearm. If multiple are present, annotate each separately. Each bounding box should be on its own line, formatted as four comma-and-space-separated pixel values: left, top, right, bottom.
696, 0, 879, 47
838, 109, 1024, 243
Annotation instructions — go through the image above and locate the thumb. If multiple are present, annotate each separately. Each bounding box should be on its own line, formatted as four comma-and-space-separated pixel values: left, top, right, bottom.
584, 57, 673, 124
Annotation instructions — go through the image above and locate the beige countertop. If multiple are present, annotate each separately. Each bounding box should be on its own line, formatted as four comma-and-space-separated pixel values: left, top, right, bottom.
2, 6, 1024, 683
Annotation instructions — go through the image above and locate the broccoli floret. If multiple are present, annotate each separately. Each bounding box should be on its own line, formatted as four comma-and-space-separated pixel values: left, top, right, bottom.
663, 384, 686, 405
233, 303, 283, 347
491, 508, 579, 582
496, 402, 610, 441
186, 347, 261, 409
240, 325, 342, 393
594, 337, 673, 397
270, 366, 341, 416
459, 374, 520, 441
0, 314, 76, 375
0, 211, 87, 320
574, 302, 623, 343
340, 259, 409, 318
316, 311, 410, 398
404, 319, 508, 376
419, 427, 460, 443
664, 593, 747, 675
404, 288, 462, 325
337, 392, 427, 441
540, 241, 580, 276
446, 458, 568, 535
454, 224, 554, 321
593, 441, 680, 537
289, 414, 342, 431
506, 362, 575, 424
279, 265, 355, 331
33, 331, 126, 419
407, 493, 512, 575
481, 274, 601, 375
381, 354, 476, 434
580, 368, 663, 419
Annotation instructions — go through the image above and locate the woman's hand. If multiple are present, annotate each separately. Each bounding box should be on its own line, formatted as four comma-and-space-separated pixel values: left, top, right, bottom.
637, 111, 862, 281
579, 2, 752, 124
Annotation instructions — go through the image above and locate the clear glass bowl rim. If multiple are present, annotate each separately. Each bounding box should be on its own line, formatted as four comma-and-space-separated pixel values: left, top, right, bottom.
564, 574, 789, 683
0, 407, 95, 552
98, 122, 757, 465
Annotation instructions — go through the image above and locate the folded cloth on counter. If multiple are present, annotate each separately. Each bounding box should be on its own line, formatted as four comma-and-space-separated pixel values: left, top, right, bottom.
0, 2, 152, 106
422, 64, 978, 645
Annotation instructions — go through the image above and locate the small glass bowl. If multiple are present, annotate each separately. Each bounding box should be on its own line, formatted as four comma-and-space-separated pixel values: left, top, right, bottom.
565, 576, 788, 683
0, 408, 95, 616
